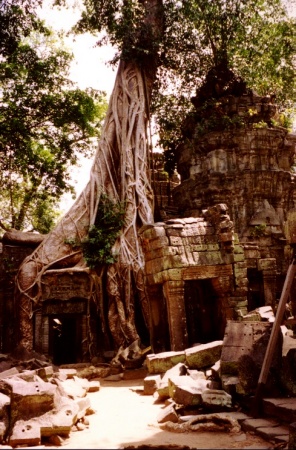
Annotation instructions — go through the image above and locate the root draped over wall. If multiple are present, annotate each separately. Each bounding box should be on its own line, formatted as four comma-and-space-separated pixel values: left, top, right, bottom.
15, 59, 155, 352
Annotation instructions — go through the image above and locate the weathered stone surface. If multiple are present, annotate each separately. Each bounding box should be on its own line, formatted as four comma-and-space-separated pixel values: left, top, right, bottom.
157, 402, 179, 423
54, 378, 87, 399
201, 389, 232, 408
185, 341, 223, 370
9, 419, 41, 447
143, 375, 161, 395
37, 366, 54, 381
146, 351, 186, 374
168, 376, 209, 406
72, 395, 92, 420
4, 378, 56, 423
87, 380, 100, 392
37, 405, 78, 437
0, 367, 19, 379
187, 369, 206, 380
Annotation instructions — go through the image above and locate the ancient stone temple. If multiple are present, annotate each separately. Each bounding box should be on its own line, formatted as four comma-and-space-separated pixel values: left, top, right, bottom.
139, 68, 296, 352
139, 203, 247, 353
1, 68, 296, 361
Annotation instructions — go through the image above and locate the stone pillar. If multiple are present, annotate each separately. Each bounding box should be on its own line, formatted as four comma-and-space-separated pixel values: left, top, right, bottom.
163, 280, 188, 351
258, 258, 277, 307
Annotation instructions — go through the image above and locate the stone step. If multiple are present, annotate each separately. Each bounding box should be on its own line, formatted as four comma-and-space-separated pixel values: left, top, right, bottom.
262, 397, 296, 424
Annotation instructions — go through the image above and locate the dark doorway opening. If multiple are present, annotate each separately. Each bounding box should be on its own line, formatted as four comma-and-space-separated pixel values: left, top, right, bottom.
149, 284, 170, 353
184, 279, 222, 345
247, 268, 264, 311
49, 314, 82, 365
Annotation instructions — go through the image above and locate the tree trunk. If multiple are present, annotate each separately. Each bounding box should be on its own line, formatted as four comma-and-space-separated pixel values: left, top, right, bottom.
15, 0, 164, 352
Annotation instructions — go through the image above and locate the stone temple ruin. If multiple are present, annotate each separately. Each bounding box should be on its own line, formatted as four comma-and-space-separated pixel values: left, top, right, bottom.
0, 70, 296, 447
1, 69, 296, 370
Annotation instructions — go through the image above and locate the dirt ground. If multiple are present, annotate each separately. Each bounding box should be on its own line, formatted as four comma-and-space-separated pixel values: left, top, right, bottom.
44, 378, 273, 450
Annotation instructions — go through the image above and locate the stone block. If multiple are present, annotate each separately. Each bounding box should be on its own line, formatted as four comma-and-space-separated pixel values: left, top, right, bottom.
9, 420, 41, 447
201, 389, 232, 408
74, 395, 91, 419
143, 375, 161, 395
148, 236, 169, 251
146, 351, 186, 374
5, 378, 56, 423
0, 367, 19, 379
54, 378, 87, 400
37, 366, 54, 381
168, 376, 207, 406
58, 368, 77, 379
157, 380, 170, 400
157, 403, 178, 423
258, 257, 276, 271
185, 341, 223, 370
87, 380, 101, 392
187, 369, 206, 381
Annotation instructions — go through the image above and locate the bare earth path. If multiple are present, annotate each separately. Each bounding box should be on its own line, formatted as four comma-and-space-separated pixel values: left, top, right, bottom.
48, 378, 272, 449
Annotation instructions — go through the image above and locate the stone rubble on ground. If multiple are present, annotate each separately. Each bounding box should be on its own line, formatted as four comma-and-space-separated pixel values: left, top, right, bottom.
0, 350, 102, 448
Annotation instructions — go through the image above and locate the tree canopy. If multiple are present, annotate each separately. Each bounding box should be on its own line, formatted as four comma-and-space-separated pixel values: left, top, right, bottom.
0, 0, 108, 234
61, 0, 296, 154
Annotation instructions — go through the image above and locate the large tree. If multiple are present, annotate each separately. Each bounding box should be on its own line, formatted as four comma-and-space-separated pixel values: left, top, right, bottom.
0, 0, 108, 234
15, 0, 296, 353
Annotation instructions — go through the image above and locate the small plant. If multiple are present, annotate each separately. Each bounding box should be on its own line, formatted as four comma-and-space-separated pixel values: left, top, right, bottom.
81, 194, 126, 269
250, 224, 267, 237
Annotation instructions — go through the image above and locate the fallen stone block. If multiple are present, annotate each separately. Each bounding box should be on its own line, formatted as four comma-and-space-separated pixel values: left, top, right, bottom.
4, 378, 56, 423
157, 402, 179, 424
187, 369, 206, 380
54, 378, 87, 399
58, 368, 77, 379
157, 380, 170, 400
73, 376, 90, 391
143, 375, 161, 395
221, 375, 240, 396
201, 389, 232, 408
88, 380, 100, 392
37, 405, 78, 437
37, 366, 54, 381
168, 376, 209, 406
0, 367, 19, 379
156, 363, 188, 399
15, 370, 38, 382
47, 434, 65, 446
74, 395, 92, 420
9, 419, 41, 447
146, 351, 186, 374
185, 341, 223, 370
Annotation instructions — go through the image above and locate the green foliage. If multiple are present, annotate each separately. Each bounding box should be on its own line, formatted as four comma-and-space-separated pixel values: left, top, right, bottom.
66, 194, 126, 269
0, 0, 108, 233
250, 224, 267, 237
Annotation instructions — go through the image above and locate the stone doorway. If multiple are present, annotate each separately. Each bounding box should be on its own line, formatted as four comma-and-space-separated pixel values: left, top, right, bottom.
184, 279, 222, 345
49, 314, 82, 365
247, 268, 265, 311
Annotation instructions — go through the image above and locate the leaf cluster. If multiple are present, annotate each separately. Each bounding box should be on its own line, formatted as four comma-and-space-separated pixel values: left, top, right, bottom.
81, 194, 126, 269
0, 0, 108, 233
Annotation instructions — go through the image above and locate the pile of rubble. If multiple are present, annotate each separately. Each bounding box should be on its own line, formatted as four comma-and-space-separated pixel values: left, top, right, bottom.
143, 340, 242, 433
0, 348, 108, 448
141, 314, 296, 436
